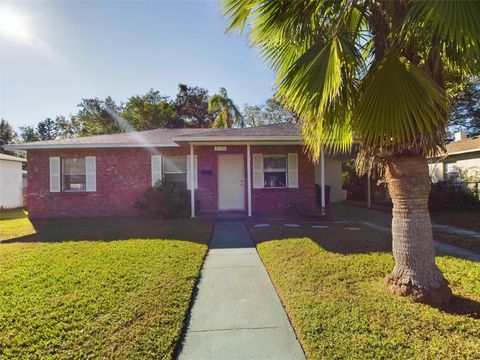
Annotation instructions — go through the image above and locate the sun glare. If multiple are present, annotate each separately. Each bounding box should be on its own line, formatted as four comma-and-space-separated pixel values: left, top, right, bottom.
0, 8, 31, 41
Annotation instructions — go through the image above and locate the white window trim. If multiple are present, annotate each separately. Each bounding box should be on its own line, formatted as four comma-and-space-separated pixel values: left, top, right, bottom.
161, 155, 198, 189
263, 154, 288, 189
62, 157, 88, 192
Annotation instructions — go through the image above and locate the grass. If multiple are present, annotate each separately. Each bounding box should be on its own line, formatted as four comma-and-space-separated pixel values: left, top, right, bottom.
0, 208, 36, 241
0, 209, 212, 359
431, 211, 480, 233
328, 203, 480, 254
249, 222, 480, 360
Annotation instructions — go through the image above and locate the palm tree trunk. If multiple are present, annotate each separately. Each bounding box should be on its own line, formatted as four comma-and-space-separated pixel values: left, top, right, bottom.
384, 155, 451, 304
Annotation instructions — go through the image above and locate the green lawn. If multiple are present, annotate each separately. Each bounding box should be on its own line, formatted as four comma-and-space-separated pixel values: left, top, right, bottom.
0, 209, 212, 359
249, 222, 480, 360
0, 208, 36, 241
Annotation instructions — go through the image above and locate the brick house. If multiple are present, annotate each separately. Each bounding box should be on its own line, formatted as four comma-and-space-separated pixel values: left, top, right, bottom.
7, 123, 344, 218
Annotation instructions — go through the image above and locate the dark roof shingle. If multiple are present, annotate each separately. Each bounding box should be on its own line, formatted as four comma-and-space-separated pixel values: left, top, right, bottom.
6, 123, 300, 150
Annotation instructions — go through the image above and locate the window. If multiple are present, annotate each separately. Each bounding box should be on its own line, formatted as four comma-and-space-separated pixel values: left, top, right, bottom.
63, 158, 86, 191
164, 156, 187, 184
445, 162, 459, 181
263, 155, 287, 188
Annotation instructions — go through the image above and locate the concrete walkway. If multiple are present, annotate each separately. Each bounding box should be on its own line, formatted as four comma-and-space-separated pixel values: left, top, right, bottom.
330, 203, 480, 262
178, 222, 305, 360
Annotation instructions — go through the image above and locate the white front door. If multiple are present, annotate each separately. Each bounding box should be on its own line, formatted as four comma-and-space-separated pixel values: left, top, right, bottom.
218, 154, 245, 210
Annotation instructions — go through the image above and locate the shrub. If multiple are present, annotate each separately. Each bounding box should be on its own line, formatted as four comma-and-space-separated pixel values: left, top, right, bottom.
429, 181, 480, 212
135, 181, 190, 218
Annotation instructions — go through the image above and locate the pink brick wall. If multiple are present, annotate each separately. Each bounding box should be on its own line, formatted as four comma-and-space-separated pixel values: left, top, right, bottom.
27, 148, 188, 218
27, 145, 318, 218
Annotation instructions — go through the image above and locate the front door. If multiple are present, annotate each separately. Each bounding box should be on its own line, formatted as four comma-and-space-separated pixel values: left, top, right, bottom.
218, 154, 245, 210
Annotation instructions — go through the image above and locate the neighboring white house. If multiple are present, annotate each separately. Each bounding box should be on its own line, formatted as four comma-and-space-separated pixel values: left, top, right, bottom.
0, 153, 27, 209
314, 157, 344, 202
429, 131, 480, 182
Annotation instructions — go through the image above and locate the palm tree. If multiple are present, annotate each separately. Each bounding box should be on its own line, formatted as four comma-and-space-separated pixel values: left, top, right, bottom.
209, 87, 243, 128
222, 0, 480, 304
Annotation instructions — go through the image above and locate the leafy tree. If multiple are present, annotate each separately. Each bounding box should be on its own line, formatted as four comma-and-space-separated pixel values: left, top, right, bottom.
19, 126, 40, 142
209, 87, 243, 128
122, 89, 180, 130
243, 98, 299, 127
242, 104, 265, 127
223, 0, 480, 303
73, 97, 125, 136
175, 84, 212, 128
55, 115, 80, 139
0, 119, 17, 145
448, 77, 480, 137
36, 118, 58, 140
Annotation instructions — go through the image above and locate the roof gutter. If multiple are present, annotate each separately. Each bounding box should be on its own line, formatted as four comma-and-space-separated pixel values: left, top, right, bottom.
4, 143, 180, 150
430, 148, 480, 158
171, 135, 301, 142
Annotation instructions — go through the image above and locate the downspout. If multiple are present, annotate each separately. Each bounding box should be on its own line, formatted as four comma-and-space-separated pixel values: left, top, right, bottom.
190, 143, 195, 218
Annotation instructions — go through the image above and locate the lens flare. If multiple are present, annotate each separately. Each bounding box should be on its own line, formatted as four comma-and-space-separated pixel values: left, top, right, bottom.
0, 8, 31, 41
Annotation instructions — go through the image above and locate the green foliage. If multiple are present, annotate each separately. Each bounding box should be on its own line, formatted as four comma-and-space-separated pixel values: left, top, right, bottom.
0, 119, 17, 145
15, 84, 243, 141
0, 212, 211, 358
448, 77, 480, 137
222, 0, 480, 164
55, 115, 80, 139
209, 87, 243, 128
73, 97, 126, 136
429, 182, 480, 212
123, 89, 180, 130
136, 181, 190, 218
18, 125, 40, 142
36, 117, 58, 140
242, 98, 298, 127
175, 84, 213, 128
249, 224, 480, 359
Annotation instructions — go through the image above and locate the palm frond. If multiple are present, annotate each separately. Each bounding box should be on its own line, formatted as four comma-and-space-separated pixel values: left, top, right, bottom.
401, 0, 480, 75
208, 94, 224, 113
221, 0, 257, 33
354, 52, 448, 155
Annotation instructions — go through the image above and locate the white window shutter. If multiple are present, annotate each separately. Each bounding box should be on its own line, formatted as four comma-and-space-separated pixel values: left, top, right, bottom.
252, 154, 264, 189
187, 155, 198, 190
288, 153, 299, 188
151, 155, 162, 187
85, 156, 97, 192
49, 157, 61, 192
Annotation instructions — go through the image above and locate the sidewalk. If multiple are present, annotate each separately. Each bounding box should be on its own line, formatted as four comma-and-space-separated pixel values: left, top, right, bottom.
178, 222, 305, 360
329, 203, 480, 262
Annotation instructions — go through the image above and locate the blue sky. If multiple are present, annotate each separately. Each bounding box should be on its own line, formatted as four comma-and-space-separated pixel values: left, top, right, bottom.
0, 1, 275, 130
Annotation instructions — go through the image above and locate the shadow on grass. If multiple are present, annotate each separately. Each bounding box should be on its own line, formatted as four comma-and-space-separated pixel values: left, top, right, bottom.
433, 295, 480, 319
249, 222, 392, 254
2, 216, 213, 245
0, 208, 28, 220
250, 223, 480, 319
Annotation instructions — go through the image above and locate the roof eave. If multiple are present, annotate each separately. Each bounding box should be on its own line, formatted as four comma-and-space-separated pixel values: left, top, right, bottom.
171, 135, 301, 142
4, 143, 180, 150
0, 157, 27, 163
446, 148, 480, 156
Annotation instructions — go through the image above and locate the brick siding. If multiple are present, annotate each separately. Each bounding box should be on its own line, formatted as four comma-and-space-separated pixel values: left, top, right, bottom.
27, 145, 318, 218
